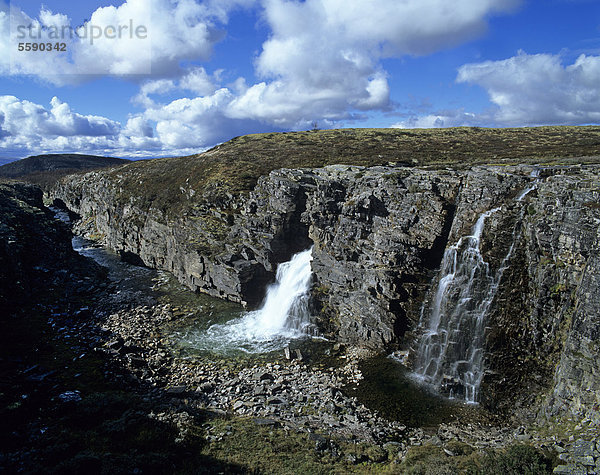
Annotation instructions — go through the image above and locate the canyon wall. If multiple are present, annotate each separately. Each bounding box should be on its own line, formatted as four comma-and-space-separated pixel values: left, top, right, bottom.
51, 163, 600, 422
0, 183, 102, 312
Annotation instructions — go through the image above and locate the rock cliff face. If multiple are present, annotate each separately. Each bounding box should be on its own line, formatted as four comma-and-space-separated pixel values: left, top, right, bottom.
480, 167, 600, 423
0, 183, 101, 312
51, 163, 600, 423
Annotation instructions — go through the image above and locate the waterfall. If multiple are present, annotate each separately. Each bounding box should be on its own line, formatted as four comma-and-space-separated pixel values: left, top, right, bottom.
517, 168, 541, 201
192, 247, 314, 353
242, 247, 314, 337
412, 208, 503, 403
411, 170, 543, 403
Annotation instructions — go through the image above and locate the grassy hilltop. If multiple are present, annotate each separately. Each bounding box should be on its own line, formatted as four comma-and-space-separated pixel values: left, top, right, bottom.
105, 126, 600, 213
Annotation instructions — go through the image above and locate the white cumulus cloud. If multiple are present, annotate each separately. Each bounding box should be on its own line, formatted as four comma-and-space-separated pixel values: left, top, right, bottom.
0, 95, 166, 158
392, 51, 600, 129
457, 51, 600, 125
0, 95, 119, 138
225, 0, 520, 127
1, 0, 249, 85
0, 94, 266, 158
391, 111, 480, 129
1, 0, 532, 156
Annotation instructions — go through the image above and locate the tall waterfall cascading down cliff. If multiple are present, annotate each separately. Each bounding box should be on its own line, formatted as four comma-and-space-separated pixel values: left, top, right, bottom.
412, 207, 504, 403
412, 172, 545, 404
192, 248, 315, 353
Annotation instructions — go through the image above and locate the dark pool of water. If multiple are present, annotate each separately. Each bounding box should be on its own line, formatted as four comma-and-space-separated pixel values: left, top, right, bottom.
345, 356, 484, 429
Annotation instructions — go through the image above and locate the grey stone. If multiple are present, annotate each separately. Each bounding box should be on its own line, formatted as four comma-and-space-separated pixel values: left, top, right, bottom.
257, 372, 274, 382
50, 162, 600, 421
253, 418, 280, 427
572, 440, 596, 457
166, 386, 187, 396
266, 396, 287, 405
553, 464, 587, 475
577, 455, 595, 467
554, 444, 566, 453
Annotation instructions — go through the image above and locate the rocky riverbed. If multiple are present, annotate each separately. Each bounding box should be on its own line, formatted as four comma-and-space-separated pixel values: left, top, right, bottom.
3, 168, 600, 472
11, 276, 600, 473
17, 283, 600, 473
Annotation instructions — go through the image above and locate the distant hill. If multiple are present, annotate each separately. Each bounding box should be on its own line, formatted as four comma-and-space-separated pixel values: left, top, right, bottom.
0, 154, 130, 189
0, 158, 18, 167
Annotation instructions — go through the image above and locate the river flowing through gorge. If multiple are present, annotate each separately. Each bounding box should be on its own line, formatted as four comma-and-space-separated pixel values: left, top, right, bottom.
54, 210, 321, 358
53, 211, 462, 425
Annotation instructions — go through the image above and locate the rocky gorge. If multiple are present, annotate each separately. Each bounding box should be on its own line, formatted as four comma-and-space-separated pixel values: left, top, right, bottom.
0, 180, 529, 473
3, 127, 600, 473
52, 157, 600, 415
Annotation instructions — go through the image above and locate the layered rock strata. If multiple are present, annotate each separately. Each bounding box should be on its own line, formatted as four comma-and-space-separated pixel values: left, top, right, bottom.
51, 164, 600, 423
0, 183, 102, 312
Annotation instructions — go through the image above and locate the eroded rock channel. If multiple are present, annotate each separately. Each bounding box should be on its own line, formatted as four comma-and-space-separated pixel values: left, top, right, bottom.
3, 156, 600, 472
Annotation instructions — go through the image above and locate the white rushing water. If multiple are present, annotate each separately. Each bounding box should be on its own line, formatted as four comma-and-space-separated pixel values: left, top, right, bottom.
413, 169, 541, 403
52, 205, 316, 354
412, 208, 503, 403
517, 168, 541, 201
188, 247, 315, 354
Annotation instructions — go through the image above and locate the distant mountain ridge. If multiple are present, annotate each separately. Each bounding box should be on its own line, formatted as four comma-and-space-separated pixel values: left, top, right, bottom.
0, 153, 130, 188
0, 154, 129, 178
0, 157, 18, 167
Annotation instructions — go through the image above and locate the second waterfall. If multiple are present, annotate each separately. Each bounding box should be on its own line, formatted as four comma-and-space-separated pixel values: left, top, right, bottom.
412, 208, 504, 404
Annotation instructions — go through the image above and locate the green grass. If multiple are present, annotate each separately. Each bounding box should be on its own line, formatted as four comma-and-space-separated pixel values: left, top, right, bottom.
395, 443, 553, 475
96, 126, 600, 216
196, 416, 400, 474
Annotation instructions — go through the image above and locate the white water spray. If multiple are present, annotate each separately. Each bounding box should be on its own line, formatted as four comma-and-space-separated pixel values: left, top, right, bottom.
412, 208, 502, 403
241, 247, 314, 338
191, 248, 314, 353
413, 169, 541, 403
517, 168, 541, 201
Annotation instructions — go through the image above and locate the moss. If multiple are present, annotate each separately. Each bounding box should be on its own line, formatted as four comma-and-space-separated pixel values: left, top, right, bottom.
445, 440, 475, 456
89, 126, 600, 218
539, 256, 554, 266
88, 232, 105, 241
550, 283, 567, 296
198, 417, 401, 474
402, 444, 448, 465
396, 443, 552, 475
469, 444, 553, 474
552, 303, 575, 355
314, 284, 331, 296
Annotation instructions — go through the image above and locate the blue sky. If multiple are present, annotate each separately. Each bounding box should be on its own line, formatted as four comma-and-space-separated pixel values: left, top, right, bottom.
1, 0, 599, 159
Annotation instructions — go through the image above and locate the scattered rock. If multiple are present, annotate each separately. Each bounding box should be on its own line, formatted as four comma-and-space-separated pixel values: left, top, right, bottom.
166, 386, 187, 396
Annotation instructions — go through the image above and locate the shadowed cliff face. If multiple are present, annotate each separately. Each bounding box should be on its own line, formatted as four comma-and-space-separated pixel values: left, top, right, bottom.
481, 168, 600, 423
0, 183, 103, 312
49, 164, 528, 347
51, 163, 600, 423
